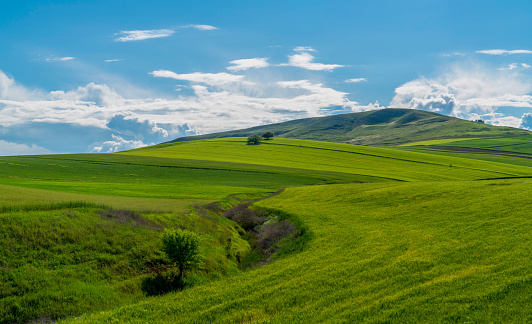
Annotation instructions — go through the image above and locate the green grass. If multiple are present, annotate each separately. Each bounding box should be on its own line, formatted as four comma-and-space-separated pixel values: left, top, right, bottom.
399, 137, 481, 147
0, 202, 250, 323
0, 183, 213, 213
125, 137, 532, 181
66, 179, 532, 323
4, 136, 532, 323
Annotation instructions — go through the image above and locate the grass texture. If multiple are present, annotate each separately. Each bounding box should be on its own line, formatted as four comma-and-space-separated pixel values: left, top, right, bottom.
66, 179, 532, 323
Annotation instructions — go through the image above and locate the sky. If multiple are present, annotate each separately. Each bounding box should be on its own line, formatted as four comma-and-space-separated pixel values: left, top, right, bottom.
2, 0, 532, 154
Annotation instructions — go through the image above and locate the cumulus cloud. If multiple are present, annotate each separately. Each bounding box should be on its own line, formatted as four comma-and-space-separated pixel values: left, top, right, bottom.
106, 114, 197, 143
150, 70, 246, 86
519, 113, 532, 130
390, 64, 532, 126
0, 140, 52, 156
227, 58, 270, 71
477, 49, 532, 55
345, 78, 367, 83
281, 47, 343, 71
114, 29, 175, 42
50, 83, 125, 107
184, 24, 218, 30
0, 71, 44, 101
91, 134, 146, 153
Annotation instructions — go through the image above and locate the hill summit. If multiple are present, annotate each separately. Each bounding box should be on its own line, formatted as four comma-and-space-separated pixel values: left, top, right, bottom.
169, 108, 530, 146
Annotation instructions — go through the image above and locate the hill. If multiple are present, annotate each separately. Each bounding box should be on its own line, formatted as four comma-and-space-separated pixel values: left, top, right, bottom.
168, 108, 531, 146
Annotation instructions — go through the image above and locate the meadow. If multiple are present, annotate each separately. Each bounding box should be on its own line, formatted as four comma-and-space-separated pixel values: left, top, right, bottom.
65, 180, 532, 323
2, 136, 532, 322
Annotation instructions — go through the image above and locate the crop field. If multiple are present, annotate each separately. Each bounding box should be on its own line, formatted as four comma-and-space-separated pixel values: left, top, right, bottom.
3, 137, 532, 323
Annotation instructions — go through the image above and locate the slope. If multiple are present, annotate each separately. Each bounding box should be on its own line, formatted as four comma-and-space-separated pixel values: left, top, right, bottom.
168, 108, 530, 146
124, 137, 532, 182
67, 179, 532, 323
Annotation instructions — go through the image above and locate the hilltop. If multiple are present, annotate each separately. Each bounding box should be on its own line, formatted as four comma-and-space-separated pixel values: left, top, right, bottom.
169, 108, 531, 146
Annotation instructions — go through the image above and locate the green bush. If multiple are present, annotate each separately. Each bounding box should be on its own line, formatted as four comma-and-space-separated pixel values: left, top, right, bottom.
262, 131, 275, 140
246, 135, 263, 145
162, 229, 201, 282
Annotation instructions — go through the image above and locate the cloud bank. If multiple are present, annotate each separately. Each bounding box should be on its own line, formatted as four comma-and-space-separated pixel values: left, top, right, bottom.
0, 66, 374, 154
390, 64, 532, 127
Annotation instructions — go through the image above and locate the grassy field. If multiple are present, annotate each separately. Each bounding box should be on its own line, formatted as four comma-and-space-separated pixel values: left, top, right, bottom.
124, 138, 532, 181
65, 179, 532, 323
3, 136, 532, 323
0, 198, 252, 323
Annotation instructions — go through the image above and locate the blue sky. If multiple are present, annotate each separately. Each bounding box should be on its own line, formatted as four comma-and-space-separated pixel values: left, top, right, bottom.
2, 0, 532, 154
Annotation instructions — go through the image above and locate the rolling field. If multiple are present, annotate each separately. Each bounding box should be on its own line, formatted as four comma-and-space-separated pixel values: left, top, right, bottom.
66, 180, 532, 323
124, 138, 532, 181
3, 137, 532, 322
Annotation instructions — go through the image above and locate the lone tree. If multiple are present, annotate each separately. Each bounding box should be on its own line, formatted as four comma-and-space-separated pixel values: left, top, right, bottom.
162, 229, 201, 283
247, 134, 263, 145
262, 131, 275, 140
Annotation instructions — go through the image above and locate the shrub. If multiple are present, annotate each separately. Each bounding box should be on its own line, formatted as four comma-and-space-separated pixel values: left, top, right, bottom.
162, 229, 201, 282
262, 131, 275, 140
247, 135, 263, 145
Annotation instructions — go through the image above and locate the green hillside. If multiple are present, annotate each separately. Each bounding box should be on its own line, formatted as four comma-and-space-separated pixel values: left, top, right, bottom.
3, 137, 532, 322
66, 180, 532, 323
169, 108, 531, 146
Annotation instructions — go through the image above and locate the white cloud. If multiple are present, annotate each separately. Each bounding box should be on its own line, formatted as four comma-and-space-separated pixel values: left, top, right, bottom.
0, 67, 379, 153
499, 63, 532, 71
150, 70, 246, 86
50, 83, 125, 107
345, 78, 367, 83
294, 46, 316, 53
441, 52, 466, 57
114, 29, 175, 42
227, 58, 270, 71
499, 63, 520, 71
0, 71, 44, 101
519, 113, 532, 130
45, 57, 75, 62
91, 134, 146, 153
184, 24, 218, 31
0, 140, 53, 156
105, 59, 123, 63
477, 49, 532, 55
281, 47, 343, 71
390, 64, 532, 126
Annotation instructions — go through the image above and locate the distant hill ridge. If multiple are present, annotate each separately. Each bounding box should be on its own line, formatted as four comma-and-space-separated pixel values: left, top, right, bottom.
170, 108, 531, 146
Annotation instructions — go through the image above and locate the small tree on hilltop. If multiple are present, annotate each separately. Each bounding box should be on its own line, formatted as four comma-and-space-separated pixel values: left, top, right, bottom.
262, 131, 275, 140
162, 229, 201, 283
247, 134, 263, 145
